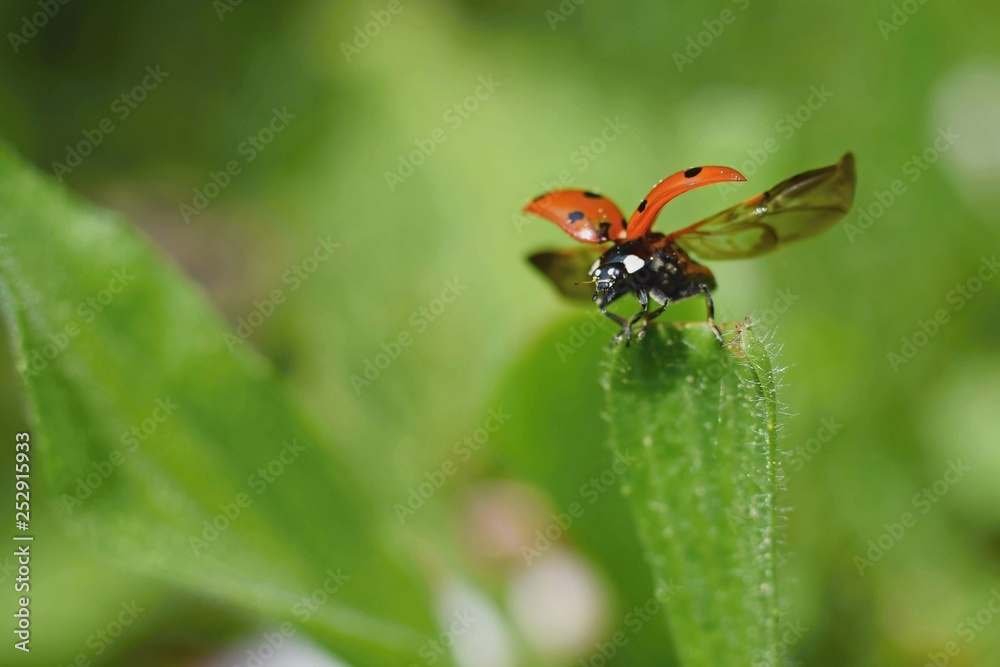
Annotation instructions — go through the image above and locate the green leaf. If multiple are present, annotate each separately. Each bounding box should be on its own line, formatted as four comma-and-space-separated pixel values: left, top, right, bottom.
0, 144, 440, 665
485, 312, 682, 665
604, 322, 784, 667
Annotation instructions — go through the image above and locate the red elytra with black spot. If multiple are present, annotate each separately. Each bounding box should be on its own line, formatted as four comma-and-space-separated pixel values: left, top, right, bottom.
524, 153, 857, 345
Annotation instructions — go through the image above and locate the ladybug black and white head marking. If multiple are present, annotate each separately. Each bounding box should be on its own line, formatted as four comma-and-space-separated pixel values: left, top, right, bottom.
588, 240, 659, 304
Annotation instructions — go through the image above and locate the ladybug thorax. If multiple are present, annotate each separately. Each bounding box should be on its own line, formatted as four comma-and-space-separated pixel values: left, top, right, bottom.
588, 236, 696, 307
590, 240, 653, 285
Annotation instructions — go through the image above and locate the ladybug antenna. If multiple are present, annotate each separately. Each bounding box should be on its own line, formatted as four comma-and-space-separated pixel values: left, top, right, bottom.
573, 277, 597, 287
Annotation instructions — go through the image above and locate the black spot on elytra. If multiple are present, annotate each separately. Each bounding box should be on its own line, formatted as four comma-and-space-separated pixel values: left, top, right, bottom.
684, 167, 702, 178
621, 217, 628, 229
583, 191, 601, 198
598, 221, 611, 239
568, 211, 585, 223
637, 199, 647, 212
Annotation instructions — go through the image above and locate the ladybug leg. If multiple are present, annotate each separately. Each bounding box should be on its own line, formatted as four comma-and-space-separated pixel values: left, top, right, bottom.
699, 284, 724, 344
646, 303, 669, 321
608, 290, 648, 347
598, 299, 629, 345
627, 289, 654, 343
620, 289, 650, 346
636, 286, 671, 341
637, 301, 669, 342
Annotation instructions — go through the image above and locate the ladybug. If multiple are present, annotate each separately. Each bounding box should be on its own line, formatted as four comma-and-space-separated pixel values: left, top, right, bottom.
524, 153, 856, 344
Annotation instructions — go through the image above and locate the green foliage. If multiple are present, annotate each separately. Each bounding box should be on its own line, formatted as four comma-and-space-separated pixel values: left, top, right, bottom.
0, 145, 441, 666
486, 312, 682, 666
604, 323, 783, 666
2, 1, 1000, 664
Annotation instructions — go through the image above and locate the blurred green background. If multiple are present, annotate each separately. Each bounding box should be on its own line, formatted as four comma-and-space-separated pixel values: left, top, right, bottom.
1, 0, 999, 665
